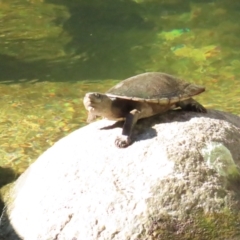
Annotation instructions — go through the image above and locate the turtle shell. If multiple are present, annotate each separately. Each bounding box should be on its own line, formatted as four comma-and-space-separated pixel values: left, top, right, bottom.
106, 72, 205, 104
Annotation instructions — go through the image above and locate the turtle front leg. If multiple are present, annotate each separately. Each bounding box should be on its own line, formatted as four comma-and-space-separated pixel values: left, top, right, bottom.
115, 109, 140, 148
177, 98, 207, 113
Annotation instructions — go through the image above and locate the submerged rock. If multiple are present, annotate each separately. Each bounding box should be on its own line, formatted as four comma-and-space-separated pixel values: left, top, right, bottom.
1, 110, 240, 240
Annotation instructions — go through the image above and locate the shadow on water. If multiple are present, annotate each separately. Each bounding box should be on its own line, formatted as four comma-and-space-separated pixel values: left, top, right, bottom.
45, 0, 192, 81
0, 0, 193, 83
47, 0, 157, 80
0, 0, 157, 82
46, 0, 190, 80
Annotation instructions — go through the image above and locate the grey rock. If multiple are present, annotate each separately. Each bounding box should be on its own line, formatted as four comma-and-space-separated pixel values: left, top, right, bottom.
1, 110, 240, 240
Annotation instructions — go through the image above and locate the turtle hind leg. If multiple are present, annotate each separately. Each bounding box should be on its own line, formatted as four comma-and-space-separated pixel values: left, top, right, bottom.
177, 98, 207, 113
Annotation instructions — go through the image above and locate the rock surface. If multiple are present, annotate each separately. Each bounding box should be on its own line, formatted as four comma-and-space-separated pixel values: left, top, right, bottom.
1, 110, 240, 240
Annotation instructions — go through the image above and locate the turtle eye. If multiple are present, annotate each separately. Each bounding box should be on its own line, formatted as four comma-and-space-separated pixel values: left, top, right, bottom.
94, 93, 101, 98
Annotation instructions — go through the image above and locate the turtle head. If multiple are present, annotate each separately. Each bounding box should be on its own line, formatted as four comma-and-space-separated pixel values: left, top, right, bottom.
83, 92, 114, 122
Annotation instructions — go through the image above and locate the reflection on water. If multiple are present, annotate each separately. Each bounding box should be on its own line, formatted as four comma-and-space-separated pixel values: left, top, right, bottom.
0, 0, 239, 174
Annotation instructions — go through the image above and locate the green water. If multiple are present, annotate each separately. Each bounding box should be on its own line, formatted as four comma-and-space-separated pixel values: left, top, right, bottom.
0, 0, 240, 179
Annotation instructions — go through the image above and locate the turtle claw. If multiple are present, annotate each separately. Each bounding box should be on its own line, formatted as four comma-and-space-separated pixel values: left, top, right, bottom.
115, 135, 132, 148
197, 105, 207, 113
185, 103, 207, 113
190, 103, 207, 113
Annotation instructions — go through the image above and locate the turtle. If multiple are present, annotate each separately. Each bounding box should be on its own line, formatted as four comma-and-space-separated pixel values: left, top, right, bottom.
83, 72, 206, 148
